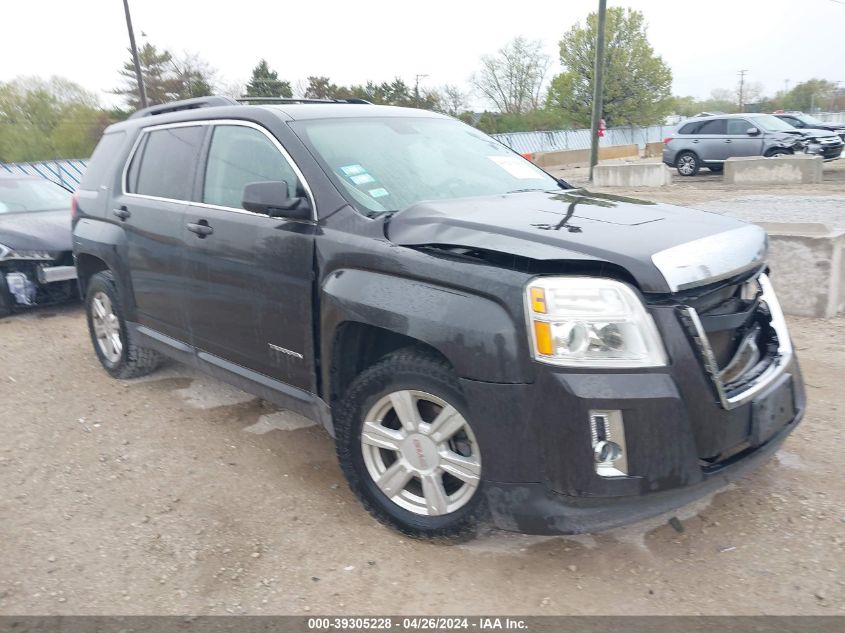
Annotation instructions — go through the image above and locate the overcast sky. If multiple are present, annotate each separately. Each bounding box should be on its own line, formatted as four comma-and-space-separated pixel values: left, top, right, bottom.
2, 0, 843, 108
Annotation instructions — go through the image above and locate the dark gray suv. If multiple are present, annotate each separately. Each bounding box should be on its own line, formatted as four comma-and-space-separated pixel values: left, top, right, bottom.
664, 113, 843, 175
72, 96, 805, 539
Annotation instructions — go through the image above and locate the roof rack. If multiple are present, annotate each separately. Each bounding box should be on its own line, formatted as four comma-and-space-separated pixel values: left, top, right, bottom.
235, 97, 372, 105
128, 95, 240, 119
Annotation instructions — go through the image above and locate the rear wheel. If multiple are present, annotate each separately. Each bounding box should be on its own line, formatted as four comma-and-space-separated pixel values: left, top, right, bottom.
85, 270, 162, 379
335, 349, 486, 539
675, 151, 700, 176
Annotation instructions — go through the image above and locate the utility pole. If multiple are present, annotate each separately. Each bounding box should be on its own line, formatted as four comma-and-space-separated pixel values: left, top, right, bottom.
122, 0, 147, 109
414, 74, 429, 107
738, 69, 748, 112
588, 0, 608, 181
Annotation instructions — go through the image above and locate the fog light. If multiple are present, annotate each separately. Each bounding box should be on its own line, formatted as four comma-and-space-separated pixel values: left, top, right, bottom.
589, 410, 629, 477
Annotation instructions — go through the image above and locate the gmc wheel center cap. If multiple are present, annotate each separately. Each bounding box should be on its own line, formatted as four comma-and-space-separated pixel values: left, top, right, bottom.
401, 434, 438, 472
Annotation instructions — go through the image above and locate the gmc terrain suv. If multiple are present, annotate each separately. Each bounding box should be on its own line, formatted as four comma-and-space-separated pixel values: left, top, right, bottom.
73, 96, 805, 539
664, 112, 843, 175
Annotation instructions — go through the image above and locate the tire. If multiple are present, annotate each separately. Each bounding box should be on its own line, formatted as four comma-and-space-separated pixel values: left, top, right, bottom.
335, 349, 487, 540
85, 270, 162, 379
765, 148, 791, 158
708, 164, 724, 173
675, 151, 700, 176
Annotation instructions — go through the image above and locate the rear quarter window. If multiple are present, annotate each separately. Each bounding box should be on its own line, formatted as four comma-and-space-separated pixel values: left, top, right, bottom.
678, 122, 699, 134
77, 131, 126, 191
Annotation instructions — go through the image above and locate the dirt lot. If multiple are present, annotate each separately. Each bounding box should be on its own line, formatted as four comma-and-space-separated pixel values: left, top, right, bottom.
1, 172, 845, 615
0, 308, 843, 615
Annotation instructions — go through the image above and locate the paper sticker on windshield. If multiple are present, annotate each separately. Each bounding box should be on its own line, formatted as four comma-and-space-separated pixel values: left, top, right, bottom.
340, 164, 366, 176
488, 155, 540, 179
368, 188, 389, 198
350, 173, 375, 185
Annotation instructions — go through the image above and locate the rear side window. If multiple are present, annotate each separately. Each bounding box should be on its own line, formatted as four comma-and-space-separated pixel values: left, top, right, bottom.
202, 125, 300, 210
697, 119, 727, 134
678, 122, 699, 134
78, 132, 126, 191
128, 126, 205, 200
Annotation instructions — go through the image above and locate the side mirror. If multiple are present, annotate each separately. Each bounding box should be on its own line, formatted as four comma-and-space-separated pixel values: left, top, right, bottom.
242, 181, 311, 220
747, 127, 760, 136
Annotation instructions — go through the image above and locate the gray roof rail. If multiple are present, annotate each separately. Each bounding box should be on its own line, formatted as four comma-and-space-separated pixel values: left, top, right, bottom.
235, 97, 372, 105
128, 95, 240, 119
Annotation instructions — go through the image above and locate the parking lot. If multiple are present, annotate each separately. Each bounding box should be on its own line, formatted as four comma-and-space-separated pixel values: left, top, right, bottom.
1, 176, 844, 616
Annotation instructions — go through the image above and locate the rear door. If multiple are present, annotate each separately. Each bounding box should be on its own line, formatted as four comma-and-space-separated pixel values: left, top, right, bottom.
182, 121, 317, 392
694, 118, 728, 161
725, 118, 764, 157
117, 123, 206, 341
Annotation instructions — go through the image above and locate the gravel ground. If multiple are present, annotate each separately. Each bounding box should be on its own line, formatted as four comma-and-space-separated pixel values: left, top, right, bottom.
1, 305, 844, 616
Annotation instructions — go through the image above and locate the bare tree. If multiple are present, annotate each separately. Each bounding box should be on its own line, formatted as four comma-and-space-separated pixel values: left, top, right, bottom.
441, 84, 468, 116
472, 37, 549, 114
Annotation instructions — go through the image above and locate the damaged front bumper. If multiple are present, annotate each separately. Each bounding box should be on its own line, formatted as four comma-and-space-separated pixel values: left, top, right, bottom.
1, 258, 77, 309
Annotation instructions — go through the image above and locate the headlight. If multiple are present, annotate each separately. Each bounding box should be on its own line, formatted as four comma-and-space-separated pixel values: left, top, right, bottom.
525, 277, 668, 368
0, 243, 54, 261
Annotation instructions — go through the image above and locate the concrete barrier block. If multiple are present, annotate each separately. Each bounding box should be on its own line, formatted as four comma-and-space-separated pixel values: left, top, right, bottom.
758, 222, 845, 318
592, 163, 672, 187
644, 141, 664, 158
725, 155, 823, 185
532, 144, 640, 168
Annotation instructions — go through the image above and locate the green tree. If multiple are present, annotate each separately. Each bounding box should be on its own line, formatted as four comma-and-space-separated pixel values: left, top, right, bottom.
0, 77, 107, 162
171, 53, 217, 100
245, 59, 292, 98
547, 8, 672, 127
783, 79, 837, 112
304, 76, 342, 99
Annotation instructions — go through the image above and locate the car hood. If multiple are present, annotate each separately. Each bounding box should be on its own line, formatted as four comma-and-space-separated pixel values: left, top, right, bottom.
0, 209, 73, 252
387, 189, 767, 294
791, 128, 841, 140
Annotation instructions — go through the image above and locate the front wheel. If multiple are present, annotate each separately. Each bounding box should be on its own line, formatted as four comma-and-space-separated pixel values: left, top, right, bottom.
335, 350, 486, 539
765, 148, 792, 158
675, 151, 700, 176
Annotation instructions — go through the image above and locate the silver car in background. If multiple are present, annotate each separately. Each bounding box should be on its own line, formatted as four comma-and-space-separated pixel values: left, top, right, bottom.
663, 113, 844, 176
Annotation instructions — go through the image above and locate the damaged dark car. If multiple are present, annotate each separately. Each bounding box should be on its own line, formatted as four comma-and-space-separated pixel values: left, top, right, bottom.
72, 97, 805, 539
0, 173, 78, 317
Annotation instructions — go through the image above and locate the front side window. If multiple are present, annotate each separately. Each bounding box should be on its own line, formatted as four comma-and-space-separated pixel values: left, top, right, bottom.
726, 119, 752, 135
128, 126, 205, 200
0, 177, 72, 214
292, 117, 560, 216
203, 125, 299, 210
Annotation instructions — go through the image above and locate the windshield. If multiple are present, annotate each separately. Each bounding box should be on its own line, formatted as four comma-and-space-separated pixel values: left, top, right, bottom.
796, 113, 826, 126
0, 178, 72, 214
748, 114, 800, 133
292, 117, 561, 215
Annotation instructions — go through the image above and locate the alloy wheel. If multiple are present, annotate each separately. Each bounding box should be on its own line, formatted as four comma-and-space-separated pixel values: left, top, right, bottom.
678, 155, 696, 175
91, 291, 123, 363
360, 390, 481, 516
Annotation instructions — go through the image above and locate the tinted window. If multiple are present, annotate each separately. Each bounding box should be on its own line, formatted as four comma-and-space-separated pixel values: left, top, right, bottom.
726, 119, 752, 134
781, 116, 803, 128
697, 119, 727, 134
203, 125, 299, 210
130, 126, 205, 200
79, 131, 126, 190
678, 122, 699, 134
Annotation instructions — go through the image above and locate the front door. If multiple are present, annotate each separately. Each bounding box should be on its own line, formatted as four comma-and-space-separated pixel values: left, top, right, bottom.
694, 118, 728, 162
724, 118, 764, 158
182, 122, 317, 392
117, 124, 206, 341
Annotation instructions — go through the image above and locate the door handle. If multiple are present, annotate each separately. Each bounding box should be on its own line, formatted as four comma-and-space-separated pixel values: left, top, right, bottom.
724, 139, 732, 143
113, 206, 131, 220
691, 139, 699, 143
187, 221, 214, 237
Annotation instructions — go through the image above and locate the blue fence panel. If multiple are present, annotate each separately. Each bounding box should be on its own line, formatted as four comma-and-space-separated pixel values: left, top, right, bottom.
0, 159, 88, 190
